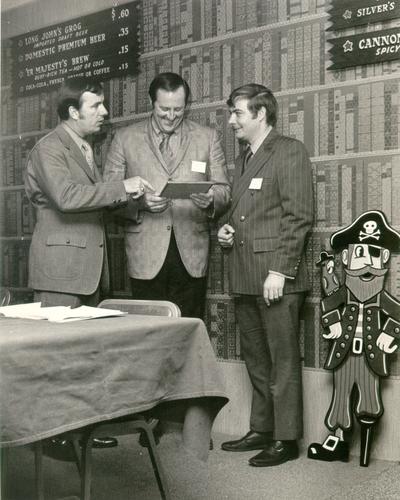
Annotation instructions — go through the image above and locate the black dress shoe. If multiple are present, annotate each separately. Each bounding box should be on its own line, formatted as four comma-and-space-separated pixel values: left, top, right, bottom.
249, 440, 299, 466
308, 435, 349, 462
91, 437, 118, 448
42, 438, 76, 462
221, 431, 273, 452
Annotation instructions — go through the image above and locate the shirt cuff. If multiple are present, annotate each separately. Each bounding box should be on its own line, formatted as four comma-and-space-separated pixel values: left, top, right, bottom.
269, 270, 294, 280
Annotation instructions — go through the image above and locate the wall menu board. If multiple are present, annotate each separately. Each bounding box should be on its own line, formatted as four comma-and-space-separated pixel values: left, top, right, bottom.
11, 1, 140, 96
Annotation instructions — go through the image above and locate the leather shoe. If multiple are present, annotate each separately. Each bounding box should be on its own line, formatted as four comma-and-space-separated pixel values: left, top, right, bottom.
308, 435, 349, 462
249, 440, 299, 466
221, 431, 272, 452
91, 437, 118, 448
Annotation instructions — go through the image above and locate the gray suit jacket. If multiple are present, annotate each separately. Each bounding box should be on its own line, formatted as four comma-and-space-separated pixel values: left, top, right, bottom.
227, 129, 314, 295
103, 118, 230, 279
25, 125, 127, 295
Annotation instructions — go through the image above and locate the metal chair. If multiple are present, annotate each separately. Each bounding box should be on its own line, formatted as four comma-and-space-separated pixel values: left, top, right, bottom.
0, 287, 11, 307
74, 300, 180, 500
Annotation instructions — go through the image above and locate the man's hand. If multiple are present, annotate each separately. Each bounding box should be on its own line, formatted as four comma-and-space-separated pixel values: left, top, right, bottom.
123, 176, 155, 199
140, 193, 170, 213
190, 190, 214, 210
263, 273, 285, 306
322, 322, 342, 339
376, 332, 398, 353
218, 224, 235, 248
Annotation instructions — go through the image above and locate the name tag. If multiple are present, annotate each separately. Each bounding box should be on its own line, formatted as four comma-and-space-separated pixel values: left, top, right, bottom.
191, 160, 207, 173
249, 178, 263, 190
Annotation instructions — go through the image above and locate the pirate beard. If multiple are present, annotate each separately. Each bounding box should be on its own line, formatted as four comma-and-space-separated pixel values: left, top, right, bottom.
344, 266, 388, 303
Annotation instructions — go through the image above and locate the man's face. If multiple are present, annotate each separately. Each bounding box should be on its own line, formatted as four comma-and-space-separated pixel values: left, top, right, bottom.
228, 97, 263, 144
75, 91, 108, 136
152, 87, 186, 133
342, 244, 389, 301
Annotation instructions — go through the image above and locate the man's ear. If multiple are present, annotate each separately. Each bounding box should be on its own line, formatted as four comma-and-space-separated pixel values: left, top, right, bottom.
257, 106, 266, 122
341, 249, 348, 266
382, 248, 390, 264
68, 105, 79, 121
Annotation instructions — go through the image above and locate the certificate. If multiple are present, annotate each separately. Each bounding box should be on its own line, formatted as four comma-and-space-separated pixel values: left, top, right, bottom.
160, 181, 215, 199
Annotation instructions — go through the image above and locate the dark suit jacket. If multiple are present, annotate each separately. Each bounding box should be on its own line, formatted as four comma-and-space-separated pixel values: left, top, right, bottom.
25, 125, 127, 295
103, 118, 230, 279
226, 129, 314, 295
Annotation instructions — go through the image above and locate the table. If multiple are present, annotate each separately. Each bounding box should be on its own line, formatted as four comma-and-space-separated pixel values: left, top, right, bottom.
0, 315, 228, 447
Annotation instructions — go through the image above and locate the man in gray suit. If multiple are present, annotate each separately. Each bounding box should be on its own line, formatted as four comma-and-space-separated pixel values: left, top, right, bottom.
103, 72, 230, 318
218, 84, 314, 466
25, 78, 151, 451
25, 77, 151, 309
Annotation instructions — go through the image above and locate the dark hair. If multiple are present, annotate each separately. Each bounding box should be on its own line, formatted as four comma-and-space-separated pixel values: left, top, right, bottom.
57, 77, 104, 120
148, 72, 190, 105
227, 84, 278, 127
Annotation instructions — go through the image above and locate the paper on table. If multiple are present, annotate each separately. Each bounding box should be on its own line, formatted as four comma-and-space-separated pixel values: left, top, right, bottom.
0, 303, 126, 322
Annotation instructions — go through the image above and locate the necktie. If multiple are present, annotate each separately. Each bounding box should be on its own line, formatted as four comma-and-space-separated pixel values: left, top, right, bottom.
159, 133, 174, 163
81, 142, 94, 171
241, 148, 253, 176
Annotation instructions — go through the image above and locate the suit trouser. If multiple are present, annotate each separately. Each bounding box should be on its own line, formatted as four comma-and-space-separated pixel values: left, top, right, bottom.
34, 289, 100, 308
130, 230, 207, 319
325, 353, 383, 431
234, 293, 305, 440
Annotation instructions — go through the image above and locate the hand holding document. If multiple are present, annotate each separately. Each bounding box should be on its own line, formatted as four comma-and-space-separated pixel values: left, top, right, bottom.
0, 303, 126, 322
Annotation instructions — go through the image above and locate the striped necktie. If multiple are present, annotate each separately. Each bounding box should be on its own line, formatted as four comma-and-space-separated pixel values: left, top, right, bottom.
241, 147, 253, 176
159, 133, 174, 163
81, 142, 94, 171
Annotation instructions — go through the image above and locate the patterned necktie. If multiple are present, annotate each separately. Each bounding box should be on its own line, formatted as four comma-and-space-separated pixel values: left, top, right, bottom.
241, 147, 253, 176
81, 142, 94, 171
159, 133, 174, 163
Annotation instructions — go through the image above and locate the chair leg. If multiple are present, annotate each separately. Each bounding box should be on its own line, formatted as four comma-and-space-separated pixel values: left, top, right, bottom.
80, 431, 95, 500
71, 438, 82, 476
142, 424, 170, 500
34, 441, 45, 500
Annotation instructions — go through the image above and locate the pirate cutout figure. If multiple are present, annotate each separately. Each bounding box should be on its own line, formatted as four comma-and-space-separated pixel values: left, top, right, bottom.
308, 210, 400, 467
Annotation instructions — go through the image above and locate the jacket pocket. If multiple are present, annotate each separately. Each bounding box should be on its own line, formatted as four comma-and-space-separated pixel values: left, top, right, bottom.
46, 234, 87, 248
44, 233, 87, 280
253, 237, 277, 253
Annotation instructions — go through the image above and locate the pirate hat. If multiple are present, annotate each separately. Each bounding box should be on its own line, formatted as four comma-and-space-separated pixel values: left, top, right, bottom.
330, 210, 400, 252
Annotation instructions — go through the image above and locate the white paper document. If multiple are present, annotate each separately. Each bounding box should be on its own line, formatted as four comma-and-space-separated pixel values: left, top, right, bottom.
0, 303, 126, 322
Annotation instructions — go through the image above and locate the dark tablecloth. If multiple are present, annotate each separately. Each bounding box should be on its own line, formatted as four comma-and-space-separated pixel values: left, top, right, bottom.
0, 315, 228, 446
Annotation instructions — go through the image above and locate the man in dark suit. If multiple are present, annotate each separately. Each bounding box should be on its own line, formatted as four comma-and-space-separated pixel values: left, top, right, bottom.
218, 84, 314, 466
25, 77, 151, 450
103, 72, 230, 319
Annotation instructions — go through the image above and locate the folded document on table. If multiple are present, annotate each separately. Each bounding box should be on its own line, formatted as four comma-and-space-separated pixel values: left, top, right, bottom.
0, 302, 126, 322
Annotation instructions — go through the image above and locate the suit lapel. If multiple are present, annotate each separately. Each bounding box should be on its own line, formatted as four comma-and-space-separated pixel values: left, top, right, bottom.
55, 125, 97, 182
229, 129, 280, 215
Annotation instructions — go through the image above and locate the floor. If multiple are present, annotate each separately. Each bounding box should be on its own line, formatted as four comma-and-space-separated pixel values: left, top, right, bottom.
2, 432, 400, 499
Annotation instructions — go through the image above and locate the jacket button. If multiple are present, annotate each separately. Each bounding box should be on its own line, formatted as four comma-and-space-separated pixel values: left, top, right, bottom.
367, 335, 372, 340
366, 317, 371, 322
366, 326, 371, 331
369, 353, 375, 359
367, 344, 372, 350
350, 306, 356, 312
167, 226, 171, 230
240, 216, 245, 221
239, 241, 244, 246
340, 343, 345, 348
336, 352, 341, 358
324, 318, 329, 324
348, 315, 353, 321
344, 334, 349, 340
66, 239, 70, 244
395, 327, 400, 333
99, 243, 103, 248
347, 325, 352, 331
366, 309, 372, 315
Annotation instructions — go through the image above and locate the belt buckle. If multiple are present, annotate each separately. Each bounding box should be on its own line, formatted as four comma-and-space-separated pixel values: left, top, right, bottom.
352, 337, 363, 354
322, 435, 339, 452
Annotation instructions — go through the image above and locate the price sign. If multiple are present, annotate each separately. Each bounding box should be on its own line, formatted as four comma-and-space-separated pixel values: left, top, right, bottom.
11, 1, 140, 96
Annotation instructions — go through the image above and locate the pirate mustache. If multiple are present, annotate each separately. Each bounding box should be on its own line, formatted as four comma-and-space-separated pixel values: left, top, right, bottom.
345, 266, 388, 277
